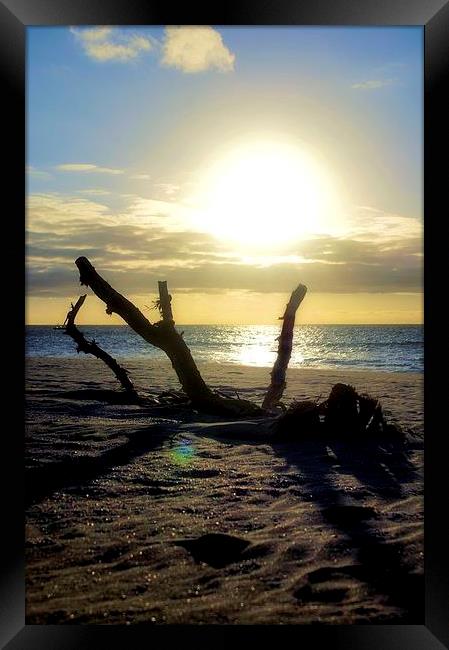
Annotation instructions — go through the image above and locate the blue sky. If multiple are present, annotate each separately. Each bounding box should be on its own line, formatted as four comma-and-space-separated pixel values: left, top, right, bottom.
26, 26, 423, 324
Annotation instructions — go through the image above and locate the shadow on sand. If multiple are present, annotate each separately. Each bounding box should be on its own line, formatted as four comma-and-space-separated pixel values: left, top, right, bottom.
26, 423, 175, 507
185, 416, 423, 622
271, 435, 423, 622
27, 387, 423, 622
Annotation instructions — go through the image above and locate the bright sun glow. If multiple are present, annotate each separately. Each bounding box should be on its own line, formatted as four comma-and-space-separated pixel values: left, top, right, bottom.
189, 140, 341, 247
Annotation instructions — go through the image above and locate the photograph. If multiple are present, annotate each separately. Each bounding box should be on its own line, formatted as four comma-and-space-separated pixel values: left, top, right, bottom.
23, 24, 427, 627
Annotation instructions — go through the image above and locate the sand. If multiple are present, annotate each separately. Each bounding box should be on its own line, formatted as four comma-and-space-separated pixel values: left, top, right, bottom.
25, 357, 423, 624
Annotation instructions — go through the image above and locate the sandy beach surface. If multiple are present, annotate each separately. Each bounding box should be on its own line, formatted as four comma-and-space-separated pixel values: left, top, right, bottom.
25, 357, 423, 624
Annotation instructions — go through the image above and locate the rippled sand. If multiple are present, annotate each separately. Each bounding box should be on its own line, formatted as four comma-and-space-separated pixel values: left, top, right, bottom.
26, 357, 423, 624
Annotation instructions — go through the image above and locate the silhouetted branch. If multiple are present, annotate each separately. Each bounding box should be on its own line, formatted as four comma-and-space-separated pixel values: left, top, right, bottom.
158, 281, 174, 324
262, 284, 307, 410
63, 294, 138, 397
75, 257, 262, 416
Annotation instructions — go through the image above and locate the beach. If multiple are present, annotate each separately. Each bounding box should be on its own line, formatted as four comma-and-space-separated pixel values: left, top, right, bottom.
24, 19, 425, 631
26, 357, 423, 624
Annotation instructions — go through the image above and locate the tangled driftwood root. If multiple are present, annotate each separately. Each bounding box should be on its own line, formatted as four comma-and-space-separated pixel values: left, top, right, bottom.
273, 383, 402, 441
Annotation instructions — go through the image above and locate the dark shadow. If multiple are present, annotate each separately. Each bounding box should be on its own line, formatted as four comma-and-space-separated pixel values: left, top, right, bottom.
173, 533, 251, 568
320, 435, 421, 500
57, 389, 143, 405
271, 435, 423, 622
25, 423, 175, 508
26, 380, 423, 622
174, 414, 422, 620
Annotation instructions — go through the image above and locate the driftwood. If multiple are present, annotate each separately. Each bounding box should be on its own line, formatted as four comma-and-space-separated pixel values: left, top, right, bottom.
75, 257, 263, 417
180, 384, 402, 442
61, 261, 402, 441
63, 294, 138, 398
272, 383, 401, 441
157, 280, 174, 323
262, 284, 307, 410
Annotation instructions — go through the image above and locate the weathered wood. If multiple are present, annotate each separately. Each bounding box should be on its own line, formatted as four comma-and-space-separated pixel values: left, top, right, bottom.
76, 256, 213, 401
158, 281, 174, 324
65, 295, 87, 326
75, 257, 262, 416
262, 284, 307, 410
63, 294, 138, 396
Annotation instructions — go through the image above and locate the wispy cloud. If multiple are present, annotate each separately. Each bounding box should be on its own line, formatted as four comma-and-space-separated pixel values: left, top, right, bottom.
129, 173, 151, 180
71, 27, 154, 62
26, 192, 422, 298
26, 193, 113, 233
351, 78, 397, 90
76, 188, 112, 196
56, 163, 124, 175
348, 206, 422, 242
124, 197, 197, 231
26, 165, 52, 180
155, 182, 180, 197
161, 26, 235, 73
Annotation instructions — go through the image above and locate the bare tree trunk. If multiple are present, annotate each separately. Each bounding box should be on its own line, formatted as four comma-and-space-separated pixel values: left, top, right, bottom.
262, 284, 307, 411
63, 294, 138, 396
75, 257, 262, 416
158, 281, 174, 324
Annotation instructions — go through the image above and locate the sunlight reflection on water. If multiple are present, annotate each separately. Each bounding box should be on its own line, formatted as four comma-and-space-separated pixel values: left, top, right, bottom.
26, 324, 423, 372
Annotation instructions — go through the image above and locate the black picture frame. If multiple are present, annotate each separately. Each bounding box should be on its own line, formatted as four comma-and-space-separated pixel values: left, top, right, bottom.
4, 1, 448, 648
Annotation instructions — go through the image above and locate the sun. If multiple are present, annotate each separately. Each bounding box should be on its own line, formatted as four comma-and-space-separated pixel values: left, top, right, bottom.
188, 140, 339, 248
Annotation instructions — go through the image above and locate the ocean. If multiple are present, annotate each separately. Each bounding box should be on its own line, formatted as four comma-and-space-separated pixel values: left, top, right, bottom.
25, 324, 423, 373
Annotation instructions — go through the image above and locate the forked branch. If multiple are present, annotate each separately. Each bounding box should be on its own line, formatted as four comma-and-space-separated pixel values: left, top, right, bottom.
63, 294, 137, 396
75, 257, 262, 416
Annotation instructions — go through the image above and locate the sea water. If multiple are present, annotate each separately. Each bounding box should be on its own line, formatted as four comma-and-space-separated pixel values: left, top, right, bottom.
25, 324, 423, 373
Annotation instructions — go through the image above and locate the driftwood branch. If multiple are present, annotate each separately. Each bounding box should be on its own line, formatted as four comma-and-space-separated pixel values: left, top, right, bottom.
158, 281, 174, 324
65, 294, 86, 327
63, 294, 137, 396
75, 257, 262, 416
60, 261, 402, 441
76, 256, 212, 400
262, 284, 307, 410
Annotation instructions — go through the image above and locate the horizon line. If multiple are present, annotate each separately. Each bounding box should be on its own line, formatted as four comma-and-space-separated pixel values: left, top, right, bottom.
26, 322, 424, 327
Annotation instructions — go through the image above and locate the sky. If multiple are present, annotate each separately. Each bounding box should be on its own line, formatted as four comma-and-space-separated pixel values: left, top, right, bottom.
26, 26, 423, 325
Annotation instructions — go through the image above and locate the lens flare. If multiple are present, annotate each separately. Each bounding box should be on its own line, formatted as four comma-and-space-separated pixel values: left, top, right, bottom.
169, 439, 195, 466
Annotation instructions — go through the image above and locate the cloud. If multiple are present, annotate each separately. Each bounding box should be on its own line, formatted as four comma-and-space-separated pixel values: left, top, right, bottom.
26, 193, 114, 235
155, 183, 180, 197
71, 27, 154, 62
351, 78, 397, 90
26, 252, 423, 297
56, 163, 124, 175
129, 173, 151, 180
73, 27, 113, 42
26, 192, 422, 299
77, 189, 112, 196
348, 206, 422, 242
26, 165, 52, 180
70, 25, 235, 73
123, 196, 198, 232
161, 26, 235, 73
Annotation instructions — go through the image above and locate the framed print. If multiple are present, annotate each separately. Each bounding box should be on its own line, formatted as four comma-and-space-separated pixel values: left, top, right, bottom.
2, 0, 448, 648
